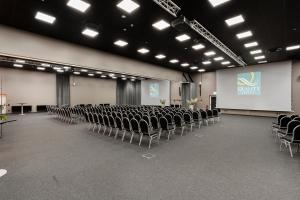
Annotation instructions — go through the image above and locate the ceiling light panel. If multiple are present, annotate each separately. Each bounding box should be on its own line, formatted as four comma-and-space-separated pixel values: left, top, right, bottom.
204, 51, 216, 56
192, 44, 205, 50
254, 55, 265, 60
15, 59, 25, 63
202, 61, 212, 65
137, 48, 150, 54
35, 11, 56, 24
214, 57, 224, 61
169, 59, 179, 63
175, 34, 191, 42
190, 66, 198, 70
117, 0, 140, 14
37, 67, 46, 71
286, 45, 300, 51
208, 0, 231, 7
236, 31, 253, 39
258, 60, 267, 64
221, 61, 231, 65
73, 72, 80, 75
152, 20, 170, 31
244, 41, 258, 48
13, 64, 23, 68
41, 63, 51, 67
198, 69, 206, 72
225, 15, 244, 26
181, 63, 189, 67
82, 28, 99, 38
67, 0, 91, 13
114, 40, 128, 47
155, 54, 166, 59
250, 49, 262, 55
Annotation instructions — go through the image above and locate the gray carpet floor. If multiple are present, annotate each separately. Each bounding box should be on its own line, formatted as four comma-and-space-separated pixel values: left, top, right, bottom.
0, 113, 300, 200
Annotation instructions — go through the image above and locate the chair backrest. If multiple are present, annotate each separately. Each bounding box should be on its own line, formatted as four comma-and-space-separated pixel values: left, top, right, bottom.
206, 110, 213, 117
135, 114, 142, 121
183, 113, 192, 123
192, 112, 200, 120
115, 117, 123, 129
279, 116, 291, 128
159, 117, 168, 130
123, 117, 131, 131
292, 125, 300, 141
103, 115, 110, 126
93, 113, 99, 123
293, 117, 300, 121
89, 112, 95, 123
277, 114, 287, 124
165, 114, 173, 124
174, 115, 183, 126
140, 119, 150, 135
130, 118, 140, 133
291, 114, 299, 120
142, 115, 150, 125
109, 116, 116, 127
200, 111, 207, 119
212, 109, 219, 116
150, 116, 159, 130
286, 120, 300, 134
98, 114, 104, 124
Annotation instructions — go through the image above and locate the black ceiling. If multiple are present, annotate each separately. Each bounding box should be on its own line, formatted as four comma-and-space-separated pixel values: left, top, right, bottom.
0, 0, 299, 73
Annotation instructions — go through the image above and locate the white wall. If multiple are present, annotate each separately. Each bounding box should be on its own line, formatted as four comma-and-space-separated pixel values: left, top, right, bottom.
70, 75, 116, 105
0, 67, 56, 112
141, 80, 170, 106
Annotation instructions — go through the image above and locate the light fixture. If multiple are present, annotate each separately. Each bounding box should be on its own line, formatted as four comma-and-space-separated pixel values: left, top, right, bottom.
192, 43, 205, 50
131, 76, 136, 79
225, 15, 244, 26
131, 78, 135, 81
13, 64, 23, 68
244, 41, 258, 48
114, 40, 128, 47
96, 71, 102, 74
15, 59, 25, 63
250, 49, 262, 55
109, 73, 115, 77
208, 0, 231, 7
121, 75, 126, 78
57, 69, 64, 73
202, 61, 212, 65
35, 11, 56, 24
286, 45, 300, 51
101, 75, 107, 78
175, 34, 191, 42
88, 73, 94, 76
181, 63, 189, 67
227, 65, 235, 68
37, 67, 46, 71
82, 28, 99, 38
53, 67, 62, 70
80, 69, 88, 72
73, 72, 80, 75
221, 61, 231, 65
214, 57, 224, 61
169, 59, 179, 63
122, 77, 127, 80
63, 66, 71, 70
155, 54, 166, 59
137, 48, 150, 54
254, 55, 265, 60
152, 19, 170, 31
41, 63, 51, 67
116, 0, 140, 14
204, 51, 216, 56
198, 69, 206, 72
258, 60, 267, 64
236, 31, 253, 39
67, 0, 90, 13
112, 76, 117, 79
190, 66, 198, 70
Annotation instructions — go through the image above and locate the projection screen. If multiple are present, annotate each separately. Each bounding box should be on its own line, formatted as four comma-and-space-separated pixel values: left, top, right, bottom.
216, 61, 292, 111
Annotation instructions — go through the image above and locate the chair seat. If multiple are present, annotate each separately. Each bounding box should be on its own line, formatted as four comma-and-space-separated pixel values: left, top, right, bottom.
282, 136, 300, 143
277, 128, 287, 134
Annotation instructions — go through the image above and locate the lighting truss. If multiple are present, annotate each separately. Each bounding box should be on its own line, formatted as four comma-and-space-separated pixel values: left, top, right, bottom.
189, 20, 246, 66
153, 0, 181, 17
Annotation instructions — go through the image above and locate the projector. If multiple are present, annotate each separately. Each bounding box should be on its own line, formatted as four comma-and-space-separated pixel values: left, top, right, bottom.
171, 15, 190, 32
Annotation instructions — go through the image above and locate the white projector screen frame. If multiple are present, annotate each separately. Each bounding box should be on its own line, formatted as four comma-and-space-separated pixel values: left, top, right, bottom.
216, 61, 292, 111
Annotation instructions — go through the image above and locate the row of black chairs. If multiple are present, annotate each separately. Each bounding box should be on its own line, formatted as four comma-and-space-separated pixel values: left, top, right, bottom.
272, 114, 300, 157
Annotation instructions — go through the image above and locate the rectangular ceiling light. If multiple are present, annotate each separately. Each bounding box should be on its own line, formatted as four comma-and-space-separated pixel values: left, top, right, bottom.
35, 11, 56, 24
221, 61, 231, 65
169, 59, 179, 63
198, 69, 206, 72
204, 51, 216, 56
88, 73, 94, 76
137, 48, 150, 54
155, 54, 166, 59
101, 75, 107, 78
225, 15, 245, 26
192, 44, 205, 50
236, 31, 253, 39
175, 34, 191, 42
37, 67, 46, 71
244, 41, 258, 48
250, 49, 262, 55
53, 67, 62, 70
13, 64, 23, 68
114, 40, 128, 47
73, 71, 81, 75
258, 60, 267, 64
117, 0, 140, 14
254, 55, 265, 60
82, 28, 99, 38
214, 56, 224, 61
67, 0, 91, 13
80, 69, 88, 72
286, 45, 300, 51
227, 65, 235, 68
190, 66, 198, 70
152, 20, 170, 31
41, 63, 51, 67
15, 59, 25, 63
96, 71, 102, 74
181, 63, 190, 67
57, 69, 64, 73
208, 0, 231, 7
202, 61, 212, 65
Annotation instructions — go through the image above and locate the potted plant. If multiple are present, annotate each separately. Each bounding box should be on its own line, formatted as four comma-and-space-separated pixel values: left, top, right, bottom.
0, 105, 7, 121
160, 99, 166, 108
187, 98, 198, 110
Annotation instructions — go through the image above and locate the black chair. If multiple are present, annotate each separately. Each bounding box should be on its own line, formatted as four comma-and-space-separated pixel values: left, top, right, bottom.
280, 125, 300, 157
272, 114, 287, 130
206, 110, 214, 124
165, 113, 175, 128
122, 117, 132, 142
139, 119, 160, 149
135, 114, 142, 121
294, 117, 300, 121
103, 115, 110, 135
93, 113, 100, 132
174, 114, 186, 136
278, 120, 300, 139
150, 116, 160, 132
142, 115, 151, 127
212, 109, 220, 122
290, 114, 299, 120
108, 116, 117, 137
192, 111, 202, 129
274, 117, 291, 141
130, 118, 140, 144
114, 117, 124, 139
183, 113, 195, 132
159, 117, 175, 140
200, 110, 209, 126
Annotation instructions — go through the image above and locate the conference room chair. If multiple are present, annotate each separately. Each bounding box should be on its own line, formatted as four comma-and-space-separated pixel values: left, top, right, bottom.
273, 116, 291, 141
159, 117, 175, 140
130, 118, 140, 144
200, 110, 209, 126
139, 119, 160, 149
272, 114, 287, 130
280, 125, 300, 157
114, 117, 124, 139
108, 116, 117, 137
212, 109, 220, 122
290, 114, 299, 120
183, 113, 195, 132
278, 120, 300, 140
102, 115, 110, 135
192, 111, 202, 129
98, 114, 104, 134
293, 117, 300, 121
135, 114, 142, 121
165, 113, 175, 128
122, 117, 132, 142
174, 114, 186, 136
206, 110, 215, 124
150, 116, 160, 132
93, 113, 100, 132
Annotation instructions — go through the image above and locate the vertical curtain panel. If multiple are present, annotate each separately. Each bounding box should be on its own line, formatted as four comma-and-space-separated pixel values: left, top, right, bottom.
116, 80, 141, 105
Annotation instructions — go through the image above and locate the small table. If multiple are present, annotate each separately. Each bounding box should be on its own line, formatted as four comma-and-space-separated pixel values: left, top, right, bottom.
0, 119, 16, 138
17, 103, 27, 115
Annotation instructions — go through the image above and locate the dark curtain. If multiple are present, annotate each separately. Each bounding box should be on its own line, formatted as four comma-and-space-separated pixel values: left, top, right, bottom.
116, 80, 141, 105
181, 83, 196, 108
56, 74, 70, 106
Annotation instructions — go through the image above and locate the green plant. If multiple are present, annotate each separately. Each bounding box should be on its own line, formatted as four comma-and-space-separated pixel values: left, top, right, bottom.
0, 114, 7, 121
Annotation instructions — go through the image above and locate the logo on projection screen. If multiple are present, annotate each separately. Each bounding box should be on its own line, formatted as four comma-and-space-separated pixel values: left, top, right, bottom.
237, 72, 261, 95
149, 83, 159, 97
